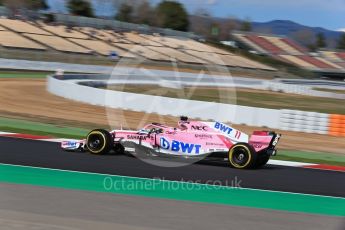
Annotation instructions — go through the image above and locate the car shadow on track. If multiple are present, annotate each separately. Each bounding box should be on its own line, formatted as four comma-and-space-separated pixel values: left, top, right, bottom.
93, 151, 282, 171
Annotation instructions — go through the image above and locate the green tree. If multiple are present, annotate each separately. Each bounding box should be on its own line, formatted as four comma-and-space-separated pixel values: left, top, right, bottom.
3, 0, 48, 10
189, 8, 212, 38
155, 1, 189, 31
306, 43, 317, 52
30, 0, 49, 10
316, 32, 326, 48
67, 0, 94, 17
134, 0, 154, 25
115, 3, 133, 22
219, 17, 238, 40
337, 33, 345, 50
240, 18, 252, 32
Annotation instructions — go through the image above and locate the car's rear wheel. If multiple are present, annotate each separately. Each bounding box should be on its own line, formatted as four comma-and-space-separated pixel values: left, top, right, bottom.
228, 143, 257, 169
255, 154, 270, 168
86, 129, 113, 155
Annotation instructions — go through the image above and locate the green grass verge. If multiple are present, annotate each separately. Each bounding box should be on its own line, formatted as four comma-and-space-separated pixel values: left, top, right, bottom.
275, 150, 345, 166
0, 70, 84, 79
313, 87, 345, 94
0, 71, 52, 78
0, 117, 88, 139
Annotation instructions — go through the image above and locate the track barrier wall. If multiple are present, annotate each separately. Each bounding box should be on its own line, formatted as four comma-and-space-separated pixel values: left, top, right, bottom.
279, 110, 329, 134
329, 114, 345, 137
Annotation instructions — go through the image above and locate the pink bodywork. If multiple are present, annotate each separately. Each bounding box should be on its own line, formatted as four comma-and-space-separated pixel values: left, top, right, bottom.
111, 121, 274, 156
61, 121, 276, 155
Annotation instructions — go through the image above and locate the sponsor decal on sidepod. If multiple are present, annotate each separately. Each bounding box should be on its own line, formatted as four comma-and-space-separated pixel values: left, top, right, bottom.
214, 122, 242, 139
160, 137, 201, 154
214, 122, 233, 134
195, 134, 212, 139
191, 125, 208, 131
62, 141, 78, 148
127, 135, 153, 140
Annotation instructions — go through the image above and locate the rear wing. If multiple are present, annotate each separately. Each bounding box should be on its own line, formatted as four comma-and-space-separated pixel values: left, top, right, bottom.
249, 131, 281, 155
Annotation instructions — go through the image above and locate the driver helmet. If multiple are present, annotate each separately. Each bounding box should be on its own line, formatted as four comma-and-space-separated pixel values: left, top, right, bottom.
178, 116, 189, 130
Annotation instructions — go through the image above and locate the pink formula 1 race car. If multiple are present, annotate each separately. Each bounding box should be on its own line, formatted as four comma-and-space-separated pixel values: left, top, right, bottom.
61, 117, 281, 169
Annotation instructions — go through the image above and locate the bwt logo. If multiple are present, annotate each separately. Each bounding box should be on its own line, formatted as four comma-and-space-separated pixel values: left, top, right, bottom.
214, 122, 233, 135
62, 141, 77, 147
160, 138, 201, 154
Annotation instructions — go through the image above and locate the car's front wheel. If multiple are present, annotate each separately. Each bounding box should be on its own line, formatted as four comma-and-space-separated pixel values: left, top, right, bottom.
113, 143, 125, 154
86, 129, 113, 155
228, 143, 257, 169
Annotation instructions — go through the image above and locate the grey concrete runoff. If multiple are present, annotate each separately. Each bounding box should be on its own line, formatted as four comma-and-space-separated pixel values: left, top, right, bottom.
0, 183, 344, 230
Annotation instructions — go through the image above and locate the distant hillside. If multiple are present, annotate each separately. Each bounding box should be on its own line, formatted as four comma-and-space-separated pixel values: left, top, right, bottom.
189, 15, 343, 48
252, 20, 343, 48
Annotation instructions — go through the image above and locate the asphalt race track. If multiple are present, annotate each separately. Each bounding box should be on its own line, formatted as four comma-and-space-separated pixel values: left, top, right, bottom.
1, 136, 344, 197
1, 183, 344, 230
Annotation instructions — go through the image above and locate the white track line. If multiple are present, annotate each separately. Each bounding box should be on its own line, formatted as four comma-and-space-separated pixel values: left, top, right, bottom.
39, 138, 72, 143
1, 162, 344, 199
268, 159, 316, 167
0, 131, 14, 135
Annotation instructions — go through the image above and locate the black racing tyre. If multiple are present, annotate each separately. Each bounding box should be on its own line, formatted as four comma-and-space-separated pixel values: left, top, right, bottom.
255, 154, 270, 168
86, 129, 113, 155
113, 143, 125, 154
228, 143, 257, 169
